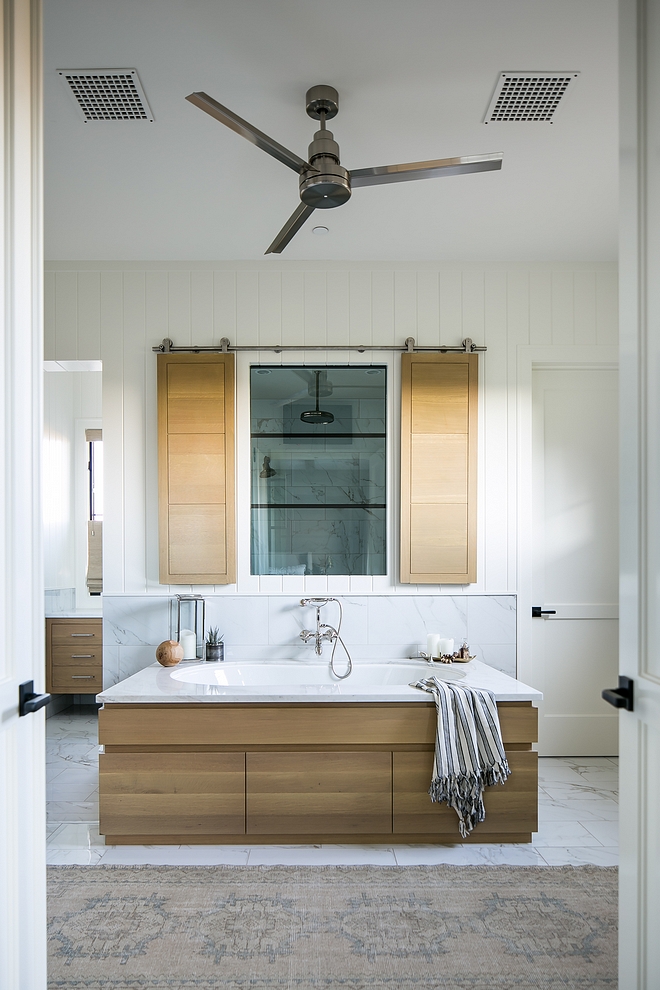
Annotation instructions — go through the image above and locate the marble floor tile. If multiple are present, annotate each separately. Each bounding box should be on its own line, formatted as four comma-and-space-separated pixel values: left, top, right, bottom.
246, 845, 397, 866
46, 801, 98, 823
539, 796, 620, 822
540, 782, 619, 803
47, 846, 105, 866
98, 845, 250, 866
539, 845, 619, 867
532, 820, 603, 848
393, 843, 547, 866
47, 780, 98, 802
48, 823, 105, 850
582, 820, 618, 846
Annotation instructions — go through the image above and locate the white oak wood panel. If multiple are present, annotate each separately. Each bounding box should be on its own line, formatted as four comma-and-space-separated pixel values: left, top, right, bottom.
158, 352, 235, 584
401, 353, 477, 584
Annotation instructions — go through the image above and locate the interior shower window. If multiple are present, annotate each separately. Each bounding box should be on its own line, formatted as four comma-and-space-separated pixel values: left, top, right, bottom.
88, 439, 103, 521
250, 365, 386, 576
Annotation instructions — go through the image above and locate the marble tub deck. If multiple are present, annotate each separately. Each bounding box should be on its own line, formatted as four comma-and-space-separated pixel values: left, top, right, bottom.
47, 706, 618, 867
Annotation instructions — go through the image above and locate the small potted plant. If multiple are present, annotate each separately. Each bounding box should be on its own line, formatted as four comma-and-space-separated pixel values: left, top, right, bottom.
205, 627, 224, 662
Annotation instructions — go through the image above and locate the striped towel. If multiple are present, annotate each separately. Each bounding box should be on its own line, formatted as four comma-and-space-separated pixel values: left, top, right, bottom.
412, 677, 511, 837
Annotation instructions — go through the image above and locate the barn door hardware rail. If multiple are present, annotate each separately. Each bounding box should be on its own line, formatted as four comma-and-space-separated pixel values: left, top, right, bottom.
153, 336, 487, 355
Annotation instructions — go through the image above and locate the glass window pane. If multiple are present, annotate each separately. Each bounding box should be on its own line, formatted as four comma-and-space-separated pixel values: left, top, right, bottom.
250, 365, 386, 575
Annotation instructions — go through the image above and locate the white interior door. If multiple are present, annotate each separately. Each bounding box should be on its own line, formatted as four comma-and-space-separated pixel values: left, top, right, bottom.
531, 367, 619, 756
619, 1, 660, 985
0, 1, 47, 987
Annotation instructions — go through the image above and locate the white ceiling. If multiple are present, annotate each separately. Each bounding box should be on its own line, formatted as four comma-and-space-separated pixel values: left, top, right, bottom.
44, 0, 618, 262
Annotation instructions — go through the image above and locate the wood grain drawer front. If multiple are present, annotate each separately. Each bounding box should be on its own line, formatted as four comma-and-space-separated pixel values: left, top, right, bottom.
99, 752, 245, 836
393, 750, 538, 835
247, 752, 392, 835
51, 646, 102, 665
50, 621, 102, 644
99, 702, 537, 747
51, 665, 103, 692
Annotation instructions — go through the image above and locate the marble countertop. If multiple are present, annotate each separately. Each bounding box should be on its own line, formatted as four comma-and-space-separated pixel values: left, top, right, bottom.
97, 659, 542, 705
46, 611, 103, 619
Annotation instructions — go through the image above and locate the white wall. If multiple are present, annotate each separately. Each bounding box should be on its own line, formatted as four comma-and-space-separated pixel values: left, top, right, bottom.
43, 368, 101, 606
44, 261, 618, 599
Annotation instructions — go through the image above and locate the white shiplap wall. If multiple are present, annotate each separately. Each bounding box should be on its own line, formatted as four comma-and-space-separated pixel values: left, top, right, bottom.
44, 261, 618, 597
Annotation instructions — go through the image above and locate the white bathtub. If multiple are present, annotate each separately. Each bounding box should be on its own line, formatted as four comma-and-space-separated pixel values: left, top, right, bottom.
169, 659, 465, 690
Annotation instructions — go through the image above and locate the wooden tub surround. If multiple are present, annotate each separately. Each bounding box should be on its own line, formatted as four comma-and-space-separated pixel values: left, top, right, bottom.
98, 701, 538, 845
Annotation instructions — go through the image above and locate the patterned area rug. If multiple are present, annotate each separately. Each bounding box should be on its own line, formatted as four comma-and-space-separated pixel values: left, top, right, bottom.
47, 865, 617, 989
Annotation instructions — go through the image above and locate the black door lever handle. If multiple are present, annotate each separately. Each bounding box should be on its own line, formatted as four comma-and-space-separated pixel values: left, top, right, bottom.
602, 676, 634, 712
19, 680, 51, 717
532, 607, 557, 618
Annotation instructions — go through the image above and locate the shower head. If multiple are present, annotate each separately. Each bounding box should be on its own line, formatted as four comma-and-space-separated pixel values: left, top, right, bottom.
300, 369, 334, 426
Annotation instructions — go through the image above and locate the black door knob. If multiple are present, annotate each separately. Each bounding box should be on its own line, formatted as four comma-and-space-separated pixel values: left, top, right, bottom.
602, 676, 634, 712
19, 680, 51, 717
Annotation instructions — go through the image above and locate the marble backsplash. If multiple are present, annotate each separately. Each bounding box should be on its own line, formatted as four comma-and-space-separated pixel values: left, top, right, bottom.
102, 594, 517, 689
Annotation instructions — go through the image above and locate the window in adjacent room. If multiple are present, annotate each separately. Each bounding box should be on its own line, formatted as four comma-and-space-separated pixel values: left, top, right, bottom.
250, 365, 386, 576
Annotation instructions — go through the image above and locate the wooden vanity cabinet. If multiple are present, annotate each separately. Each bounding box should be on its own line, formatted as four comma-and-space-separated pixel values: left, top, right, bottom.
99, 701, 538, 845
46, 617, 103, 694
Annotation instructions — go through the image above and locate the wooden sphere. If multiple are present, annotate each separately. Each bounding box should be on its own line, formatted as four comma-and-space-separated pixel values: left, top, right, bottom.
155, 640, 184, 666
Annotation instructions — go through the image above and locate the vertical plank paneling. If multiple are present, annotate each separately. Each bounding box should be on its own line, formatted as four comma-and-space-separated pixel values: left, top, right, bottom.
462, 271, 485, 346
281, 271, 304, 345
415, 271, 440, 346
213, 270, 236, 346
44, 270, 56, 360
236, 271, 259, 345
439, 270, 463, 343
304, 271, 327, 345
529, 271, 552, 346
100, 271, 124, 593
55, 272, 78, 358
349, 271, 371, 346
167, 271, 192, 345
326, 270, 350, 346
257, 271, 282, 347
573, 271, 598, 345
122, 272, 147, 593
596, 270, 618, 345
506, 272, 530, 345
483, 272, 508, 592
74, 271, 101, 361
371, 270, 395, 346
145, 272, 168, 591
191, 270, 214, 345
393, 270, 416, 344
550, 271, 575, 345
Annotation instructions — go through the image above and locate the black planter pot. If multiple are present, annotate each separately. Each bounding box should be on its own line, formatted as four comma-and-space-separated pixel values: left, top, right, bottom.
205, 642, 224, 662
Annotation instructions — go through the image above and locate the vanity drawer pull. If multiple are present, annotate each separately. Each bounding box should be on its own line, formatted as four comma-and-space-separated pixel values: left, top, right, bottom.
70, 654, 93, 658
70, 633, 95, 637
71, 675, 94, 679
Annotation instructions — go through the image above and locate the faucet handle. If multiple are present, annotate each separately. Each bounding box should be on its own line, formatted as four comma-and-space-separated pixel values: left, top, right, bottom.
299, 629, 315, 643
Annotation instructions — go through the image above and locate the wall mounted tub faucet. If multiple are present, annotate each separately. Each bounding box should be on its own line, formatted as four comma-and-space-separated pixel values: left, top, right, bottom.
299, 597, 353, 679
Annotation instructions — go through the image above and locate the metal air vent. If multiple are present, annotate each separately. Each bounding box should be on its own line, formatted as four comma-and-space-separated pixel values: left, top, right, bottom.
58, 69, 154, 122
484, 72, 579, 123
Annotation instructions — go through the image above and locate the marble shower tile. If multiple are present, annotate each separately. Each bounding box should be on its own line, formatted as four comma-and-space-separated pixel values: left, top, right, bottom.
467, 596, 516, 646
366, 596, 468, 649
471, 644, 516, 677
103, 596, 169, 647
206, 596, 269, 647
118, 646, 158, 681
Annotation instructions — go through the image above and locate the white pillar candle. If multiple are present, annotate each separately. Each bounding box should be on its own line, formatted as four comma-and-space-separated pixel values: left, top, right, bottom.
426, 633, 441, 658
180, 628, 197, 660
438, 637, 454, 657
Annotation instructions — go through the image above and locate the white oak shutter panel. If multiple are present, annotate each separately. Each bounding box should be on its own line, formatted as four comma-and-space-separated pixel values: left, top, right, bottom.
157, 353, 236, 584
400, 353, 478, 584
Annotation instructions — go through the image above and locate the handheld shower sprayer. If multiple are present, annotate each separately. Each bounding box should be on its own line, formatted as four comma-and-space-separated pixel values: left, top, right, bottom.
299, 597, 353, 679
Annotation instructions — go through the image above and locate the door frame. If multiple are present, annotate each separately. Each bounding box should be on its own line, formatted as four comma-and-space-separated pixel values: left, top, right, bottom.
515, 345, 618, 690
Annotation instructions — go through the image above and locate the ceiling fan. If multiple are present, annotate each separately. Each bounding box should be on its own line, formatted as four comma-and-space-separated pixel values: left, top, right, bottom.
186, 85, 502, 254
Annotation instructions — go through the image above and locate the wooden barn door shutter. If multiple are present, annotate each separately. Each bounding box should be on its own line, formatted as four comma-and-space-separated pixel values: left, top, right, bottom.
400, 353, 477, 584
157, 353, 235, 584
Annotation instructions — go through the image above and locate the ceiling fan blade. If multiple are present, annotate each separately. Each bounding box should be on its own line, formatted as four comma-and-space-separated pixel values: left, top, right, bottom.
350, 153, 503, 187
265, 203, 316, 255
186, 92, 309, 174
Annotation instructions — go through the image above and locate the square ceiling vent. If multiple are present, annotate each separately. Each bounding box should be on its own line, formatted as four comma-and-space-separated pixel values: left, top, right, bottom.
58, 68, 154, 122
484, 72, 579, 123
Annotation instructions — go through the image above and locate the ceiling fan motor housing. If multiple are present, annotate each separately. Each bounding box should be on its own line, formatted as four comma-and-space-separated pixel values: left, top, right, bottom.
300, 127, 351, 208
